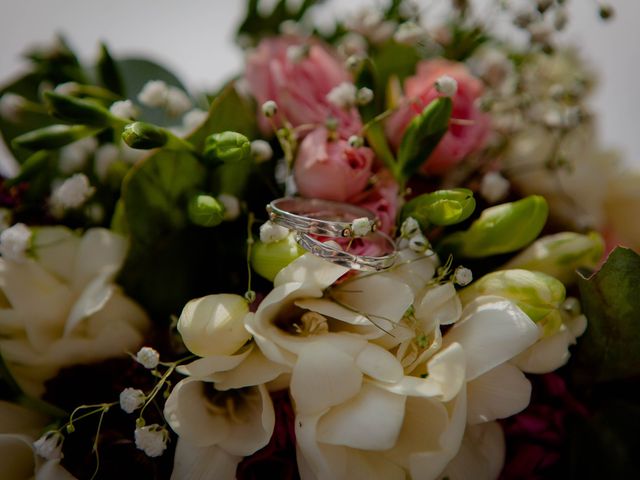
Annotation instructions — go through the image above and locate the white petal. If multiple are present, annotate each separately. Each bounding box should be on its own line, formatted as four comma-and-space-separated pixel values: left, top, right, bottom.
511, 326, 574, 374
344, 450, 406, 480
290, 342, 363, 415
441, 296, 539, 380
71, 228, 127, 290
211, 347, 289, 390
295, 298, 371, 326
64, 270, 115, 336
177, 346, 253, 378
275, 253, 348, 289
415, 283, 462, 327
467, 363, 532, 424
385, 249, 437, 295
32, 227, 80, 283
35, 460, 77, 480
170, 439, 241, 480
356, 344, 404, 383
220, 385, 275, 456
0, 434, 37, 479
296, 413, 347, 480
317, 382, 405, 450
0, 400, 48, 433
164, 377, 230, 447
440, 422, 505, 480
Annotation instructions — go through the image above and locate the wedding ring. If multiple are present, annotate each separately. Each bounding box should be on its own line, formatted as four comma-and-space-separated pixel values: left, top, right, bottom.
295, 232, 397, 271
267, 197, 379, 238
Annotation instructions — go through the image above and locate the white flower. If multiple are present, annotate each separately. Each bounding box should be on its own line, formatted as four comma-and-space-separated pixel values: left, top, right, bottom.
138, 80, 169, 107
50, 173, 95, 210
0, 93, 25, 121
134, 424, 168, 457
165, 86, 192, 116
394, 21, 426, 45
119, 387, 145, 413
345, 8, 396, 43
0, 223, 32, 262
400, 217, 420, 238
261, 100, 278, 117
259, 221, 289, 244
58, 137, 98, 174
356, 87, 374, 105
435, 75, 458, 97
286, 44, 310, 63
182, 108, 207, 132
351, 217, 373, 237
480, 171, 510, 204
109, 99, 137, 119
409, 233, 429, 253
454, 266, 473, 286
177, 294, 251, 357
218, 194, 241, 221
93, 143, 120, 181
251, 139, 273, 163
33, 431, 64, 460
326, 82, 357, 109
0, 227, 149, 396
136, 346, 160, 369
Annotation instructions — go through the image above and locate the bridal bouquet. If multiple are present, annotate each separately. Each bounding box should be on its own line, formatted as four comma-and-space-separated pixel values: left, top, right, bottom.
1, 1, 638, 479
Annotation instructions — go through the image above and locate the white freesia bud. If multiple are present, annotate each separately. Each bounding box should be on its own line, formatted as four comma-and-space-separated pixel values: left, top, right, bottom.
394, 21, 426, 45
480, 171, 510, 204
165, 86, 192, 116
356, 87, 374, 105
119, 387, 146, 414
251, 139, 273, 163
0, 93, 26, 121
136, 346, 160, 369
50, 173, 95, 210
400, 217, 420, 238
259, 221, 289, 244
134, 424, 168, 457
94, 144, 120, 181
409, 232, 429, 253
109, 99, 138, 119
59, 137, 98, 174
182, 108, 207, 131
177, 294, 251, 356
262, 100, 278, 118
454, 266, 473, 286
326, 82, 357, 109
138, 80, 169, 107
0, 223, 32, 262
351, 217, 373, 237
434, 75, 458, 97
33, 431, 64, 460
218, 194, 241, 221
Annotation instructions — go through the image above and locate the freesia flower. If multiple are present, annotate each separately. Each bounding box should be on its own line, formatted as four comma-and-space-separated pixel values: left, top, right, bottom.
386, 59, 490, 174
0, 227, 149, 396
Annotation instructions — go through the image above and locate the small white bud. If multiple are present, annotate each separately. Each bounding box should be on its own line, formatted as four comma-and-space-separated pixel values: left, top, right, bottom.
286, 44, 310, 63
339, 34, 368, 58
33, 431, 64, 460
259, 221, 289, 243
0, 93, 26, 122
480, 171, 510, 204
326, 82, 357, 109
134, 424, 168, 458
53, 82, 79, 96
109, 99, 138, 119
138, 80, 169, 108
454, 266, 473, 286
0, 223, 32, 262
58, 137, 98, 174
345, 54, 364, 71
136, 346, 160, 369
409, 233, 429, 253
400, 217, 420, 238
119, 387, 146, 414
182, 108, 207, 132
348, 135, 364, 148
434, 75, 458, 97
165, 86, 192, 117
394, 21, 426, 45
50, 173, 95, 210
356, 87, 374, 106
94, 144, 120, 181
262, 100, 278, 118
351, 217, 373, 237
218, 194, 241, 221
251, 139, 273, 163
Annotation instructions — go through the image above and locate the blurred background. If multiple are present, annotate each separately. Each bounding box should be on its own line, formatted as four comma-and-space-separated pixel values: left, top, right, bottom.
1, 0, 638, 165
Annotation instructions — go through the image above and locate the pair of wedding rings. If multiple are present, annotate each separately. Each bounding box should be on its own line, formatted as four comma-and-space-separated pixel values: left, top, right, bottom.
266, 197, 397, 271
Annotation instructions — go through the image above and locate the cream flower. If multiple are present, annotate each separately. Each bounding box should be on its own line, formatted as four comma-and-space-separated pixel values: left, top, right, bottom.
0, 227, 149, 396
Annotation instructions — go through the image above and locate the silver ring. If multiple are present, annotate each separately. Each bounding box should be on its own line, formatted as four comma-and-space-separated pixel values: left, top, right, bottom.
295, 232, 397, 271
267, 197, 379, 238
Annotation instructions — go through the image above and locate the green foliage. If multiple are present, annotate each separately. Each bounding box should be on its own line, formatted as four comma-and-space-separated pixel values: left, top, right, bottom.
97, 43, 125, 96
122, 122, 169, 149
44, 91, 118, 126
441, 23, 488, 61
12, 124, 100, 151
401, 188, 475, 228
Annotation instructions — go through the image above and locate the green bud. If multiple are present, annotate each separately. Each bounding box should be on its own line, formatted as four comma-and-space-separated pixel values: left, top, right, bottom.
203, 131, 251, 165
503, 231, 604, 285
44, 91, 118, 126
251, 233, 304, 282
460, 269, 566, 336
401, 188, 475, 228
442, 195, 548, 258
122, 122, 168, 149
188, 194, 225, 227
12, 124, 98, 150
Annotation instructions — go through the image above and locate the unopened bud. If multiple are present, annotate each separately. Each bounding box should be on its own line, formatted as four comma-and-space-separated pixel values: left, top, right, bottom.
44, 91, 116, 126
356, 87, 374, 105
13, 124, 96, 150
188, 194, 225, 227
434, 75, 458, 97
122, 122, 168, 149
348, 135, 364, 148
203, 131, 251, 164
262, 100, 278, 117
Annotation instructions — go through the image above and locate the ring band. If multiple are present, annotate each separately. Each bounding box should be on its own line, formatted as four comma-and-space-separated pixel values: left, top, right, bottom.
267, 197, 379, 238
295, 232, 397, 271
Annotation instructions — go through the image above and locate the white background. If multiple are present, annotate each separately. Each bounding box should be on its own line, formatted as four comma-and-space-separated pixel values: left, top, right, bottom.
1, 0, 638, 166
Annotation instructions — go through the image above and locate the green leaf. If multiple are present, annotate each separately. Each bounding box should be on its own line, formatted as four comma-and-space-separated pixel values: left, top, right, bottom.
441, 195, 549, 258
369, 41, 421, 106
3, 150, 49, 187
396, 97, 452, 180
572, 247, 640, 383
237, 0, 322, 42
121, 150, 205, 245
44, 91, 118, 126
364, 122, 396, 175
97, 43, 125, 96
12, 124, 100, 151
401, 188, 475, 228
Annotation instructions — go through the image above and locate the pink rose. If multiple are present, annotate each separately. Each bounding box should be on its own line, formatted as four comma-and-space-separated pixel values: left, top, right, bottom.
245, 36, 361, 137
351, 169, 399, 235
293, 127, 373, 202
386, 59, 490, 174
